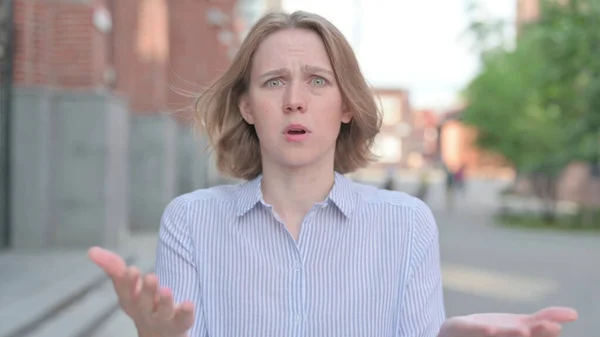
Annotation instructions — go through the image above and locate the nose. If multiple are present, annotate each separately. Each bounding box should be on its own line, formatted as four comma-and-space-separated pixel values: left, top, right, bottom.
284, 102, 305, 113
283, 84, 307, 113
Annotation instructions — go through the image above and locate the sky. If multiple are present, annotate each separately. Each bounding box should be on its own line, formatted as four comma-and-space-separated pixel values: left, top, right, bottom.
281, 0, 516, 111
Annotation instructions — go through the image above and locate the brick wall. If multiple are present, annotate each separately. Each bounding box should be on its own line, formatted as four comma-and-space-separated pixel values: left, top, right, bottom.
167, 0, 238, 124
112, 0, 170, 114
13, 0, 110, 88
112, 0, 239, 118
11, 0, 240, 120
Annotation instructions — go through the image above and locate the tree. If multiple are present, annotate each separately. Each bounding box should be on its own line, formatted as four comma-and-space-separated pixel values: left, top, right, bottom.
461, 0, 600, 222
533, 0, 600, 166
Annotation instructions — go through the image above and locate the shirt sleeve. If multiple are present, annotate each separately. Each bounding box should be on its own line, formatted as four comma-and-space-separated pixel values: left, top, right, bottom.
397, 198, 446, 337
154, 196, 207, 337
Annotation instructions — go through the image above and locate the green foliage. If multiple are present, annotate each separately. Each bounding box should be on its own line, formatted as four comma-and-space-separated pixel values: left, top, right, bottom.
462, 0, 600, 176
496, 208, 600, 232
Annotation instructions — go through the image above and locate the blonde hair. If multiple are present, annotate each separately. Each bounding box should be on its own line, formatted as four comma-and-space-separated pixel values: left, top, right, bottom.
195, 10, 381, 180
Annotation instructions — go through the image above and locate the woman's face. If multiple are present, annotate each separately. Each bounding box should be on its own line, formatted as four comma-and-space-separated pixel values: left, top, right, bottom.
238, 28, 352, 172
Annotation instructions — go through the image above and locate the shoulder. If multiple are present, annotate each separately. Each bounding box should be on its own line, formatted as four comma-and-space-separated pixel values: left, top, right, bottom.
355, 182, 435, 218
356, 186, 440, 270
161, 182, 246, 221
353, 182, 438, 238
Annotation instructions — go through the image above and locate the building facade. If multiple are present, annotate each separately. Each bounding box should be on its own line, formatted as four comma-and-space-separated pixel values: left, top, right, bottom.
370, 88, 413, 169
516, 0, 540, 35
410, 109, 440, 167
0, 0, 245, 250
439, 109, 510, 176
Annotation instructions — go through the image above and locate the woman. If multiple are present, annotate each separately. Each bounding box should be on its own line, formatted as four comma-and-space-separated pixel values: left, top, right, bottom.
89, 10, 577, 337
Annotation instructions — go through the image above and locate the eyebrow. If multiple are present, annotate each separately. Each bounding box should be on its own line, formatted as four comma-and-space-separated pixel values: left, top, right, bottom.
304, 65, 334, 77
258, 65, 334, 80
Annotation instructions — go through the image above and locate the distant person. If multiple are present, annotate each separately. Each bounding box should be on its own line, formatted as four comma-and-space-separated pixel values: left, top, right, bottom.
444, 164, 456, 208
88, 10, 578, 337
383, 166, 396, 190
454, 163, 467, 194
415, 169, 431, 201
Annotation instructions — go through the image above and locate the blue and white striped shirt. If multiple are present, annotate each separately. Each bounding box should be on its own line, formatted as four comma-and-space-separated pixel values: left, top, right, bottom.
155, 172, 446, 337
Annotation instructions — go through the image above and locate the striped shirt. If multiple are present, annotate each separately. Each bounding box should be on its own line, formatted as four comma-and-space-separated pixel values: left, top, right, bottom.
155, 172, 446, 337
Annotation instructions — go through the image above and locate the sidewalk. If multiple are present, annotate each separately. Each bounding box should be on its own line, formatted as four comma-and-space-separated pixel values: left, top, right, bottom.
350, 172, 579, 215
0, 231, 158, 337
346, 167, 445, 186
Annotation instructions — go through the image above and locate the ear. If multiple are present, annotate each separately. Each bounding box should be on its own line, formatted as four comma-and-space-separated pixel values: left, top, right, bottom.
341, 104, 352, 124
238, 93, 255, 125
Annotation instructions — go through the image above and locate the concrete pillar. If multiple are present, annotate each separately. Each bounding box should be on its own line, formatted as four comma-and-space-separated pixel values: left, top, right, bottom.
11, 87, 130, 250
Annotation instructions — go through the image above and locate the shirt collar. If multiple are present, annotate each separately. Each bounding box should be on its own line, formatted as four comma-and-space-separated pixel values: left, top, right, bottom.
235, 171, 358, 219
234, 175, 263, 217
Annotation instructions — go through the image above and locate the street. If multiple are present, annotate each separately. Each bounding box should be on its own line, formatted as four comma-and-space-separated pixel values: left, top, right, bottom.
410, 179, 599, 337
93, 179, 599, 337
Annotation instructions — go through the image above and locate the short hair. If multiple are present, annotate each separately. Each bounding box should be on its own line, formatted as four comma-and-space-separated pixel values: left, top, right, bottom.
195, 10, 382, 181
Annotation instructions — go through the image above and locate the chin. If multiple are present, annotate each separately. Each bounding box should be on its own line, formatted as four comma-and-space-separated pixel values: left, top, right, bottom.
275, 151, 322, 169
278, 157, 318, 169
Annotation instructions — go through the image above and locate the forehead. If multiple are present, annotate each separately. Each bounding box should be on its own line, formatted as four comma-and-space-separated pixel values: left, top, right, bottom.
251, 28, 332, 74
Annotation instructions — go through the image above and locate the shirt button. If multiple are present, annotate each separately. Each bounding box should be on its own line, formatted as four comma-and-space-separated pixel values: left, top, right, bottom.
295, 315, 302, 323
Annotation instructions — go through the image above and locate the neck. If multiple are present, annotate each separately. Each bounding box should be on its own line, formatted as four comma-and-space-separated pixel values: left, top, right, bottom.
260, 160, 335, 220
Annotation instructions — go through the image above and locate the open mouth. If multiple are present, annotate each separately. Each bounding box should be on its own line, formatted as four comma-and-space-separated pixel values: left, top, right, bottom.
287, 129, 307, 135
283, 124, 310, 138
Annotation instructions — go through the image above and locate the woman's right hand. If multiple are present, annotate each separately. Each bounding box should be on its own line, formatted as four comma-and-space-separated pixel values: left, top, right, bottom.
88, 247, 195, 337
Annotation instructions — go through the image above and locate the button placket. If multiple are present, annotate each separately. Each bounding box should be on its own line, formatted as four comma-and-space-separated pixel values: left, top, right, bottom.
290, 252, 304, 330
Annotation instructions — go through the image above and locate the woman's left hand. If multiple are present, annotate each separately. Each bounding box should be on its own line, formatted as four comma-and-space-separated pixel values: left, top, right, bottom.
439, 306, 578, 337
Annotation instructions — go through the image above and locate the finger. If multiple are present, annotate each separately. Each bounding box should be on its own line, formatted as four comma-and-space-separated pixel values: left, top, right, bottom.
121, 267, 141, 302
529, 307, 578, 324
155, 288, 175, 321
137, 274, 159, 318
87, 247, 127, 279
173, 301, 195, 331
530, 320, 562, 337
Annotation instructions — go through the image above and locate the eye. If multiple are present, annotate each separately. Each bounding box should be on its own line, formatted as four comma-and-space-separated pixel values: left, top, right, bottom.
265, 78, 283, 87
311, 76, 327, 86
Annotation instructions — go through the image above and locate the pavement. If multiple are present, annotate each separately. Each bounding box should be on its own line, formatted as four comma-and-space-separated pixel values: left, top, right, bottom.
400, 179, 599, 337
2, 175, 597, 337
0, 233, 157, 337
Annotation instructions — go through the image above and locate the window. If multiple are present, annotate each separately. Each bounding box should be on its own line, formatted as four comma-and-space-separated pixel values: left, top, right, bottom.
373, 134, 402, 163
377, 95, 403, 126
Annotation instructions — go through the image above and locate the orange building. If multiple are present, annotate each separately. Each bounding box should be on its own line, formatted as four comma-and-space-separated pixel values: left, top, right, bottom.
411, 109, 440, 165
439, 108, 600, 205
438, 108, 512, 178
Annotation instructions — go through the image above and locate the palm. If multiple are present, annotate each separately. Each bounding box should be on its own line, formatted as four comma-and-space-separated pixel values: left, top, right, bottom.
88, 247, 195, 337
441, 307, 578, 337
464, 312, 527, 326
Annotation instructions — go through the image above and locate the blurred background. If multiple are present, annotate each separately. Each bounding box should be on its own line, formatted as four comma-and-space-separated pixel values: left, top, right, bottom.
0, 0, 598, 336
